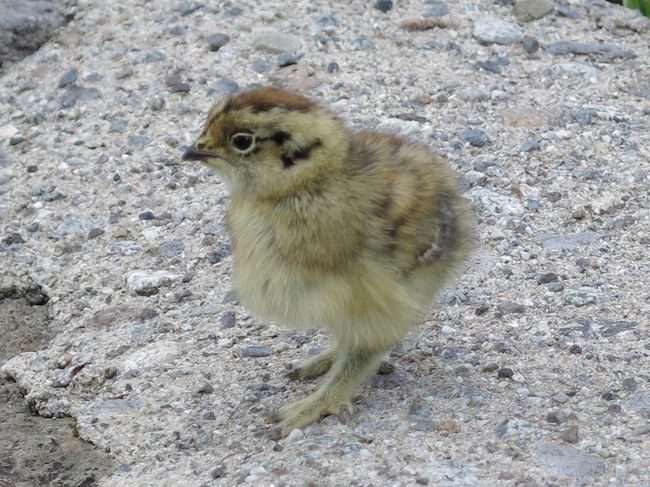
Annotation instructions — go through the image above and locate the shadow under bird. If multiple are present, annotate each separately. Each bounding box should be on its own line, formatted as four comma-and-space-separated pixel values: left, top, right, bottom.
182, 87, 474, 438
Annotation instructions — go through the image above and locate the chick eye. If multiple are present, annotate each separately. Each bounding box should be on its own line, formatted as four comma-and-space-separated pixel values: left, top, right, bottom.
231, 133, 255, 153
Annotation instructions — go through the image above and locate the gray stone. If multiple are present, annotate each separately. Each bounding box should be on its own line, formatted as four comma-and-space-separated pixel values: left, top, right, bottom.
123, 270, 180, 296
3, 232, 24, 245
571, 109, 593, 126
278, 54, 298, 67
459, 87, 490, 102
169, 25, 186, 36
220, 311, 237, 329
58, 68, 78, 88
553, 62, 600, 78
148, 95, 165, 111
55, 215, 99, 237
179, 3, 204, 16
473, 19, 522, 45
158, 240, 184, 258
91, 397, 146, 416
241, 345, 273, 358
496, 418, 533, 439
351, 35, 375, 50
376, 118, 422, 137
194, 429, 214, 450
534, 442, 605, 486
208, 77, 239, 96
521, 140, 541, 152
121, 341, 180, 370
533, 232, 600, 249
127, 135, 149, 149
0, 0, 67, 66
627, 391, 650, 418
423, 1, 448, 17
514, 0, 554, 22
60, 86, 100, 108
316, 14, 340, 27
563, 287, 605, 307
555, 3, 581, 19
87, 228, 104, 239
254, 30, 302, 53
547, 41, 636, 61
497, 302, 525, 315
137, 50, 166, 64
207, 33, 230, 51
521, 36, 540, 54
459, 128, 488, 147
373, 0, 393, 13
596, 319, 639, 337
110, 119, 127, 133
466, 187, 525, 216
251, 60, 272, 73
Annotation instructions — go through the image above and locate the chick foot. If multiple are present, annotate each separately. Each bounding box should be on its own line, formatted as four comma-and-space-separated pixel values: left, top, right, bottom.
268, 394, 353, 439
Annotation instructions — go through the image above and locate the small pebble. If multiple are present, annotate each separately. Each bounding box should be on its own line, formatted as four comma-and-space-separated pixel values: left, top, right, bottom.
139, 211, 155, 220
548, 282, 564, 292
537, 272, 558, 284
252, 60, 272, 73
207, 33, 230, 51
483, 363, 499, 373
560, 425, 579, 444
58, 68, 78, 88
475, 303, 489, 316
521, 36, 540, 54
3, 233, 24, 245
497, 367, 514, 379
277, 54, 298, 67
497, 301, 525, 315
87, 228, 104, 239
211, 465, 227, 479
569, 344, 582, 354
459, 128, 488, 147
220, 311, 237, 329
572, 208, 586, 220
373, 0, 393, 13
241, 346, 273, 358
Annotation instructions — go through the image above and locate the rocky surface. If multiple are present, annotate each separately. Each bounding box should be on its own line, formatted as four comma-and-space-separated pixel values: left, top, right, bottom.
0, 0, 649, 486
0, 0, 71, 71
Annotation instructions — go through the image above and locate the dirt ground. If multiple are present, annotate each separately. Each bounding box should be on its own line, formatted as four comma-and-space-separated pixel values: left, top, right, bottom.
0, 288, 114, 487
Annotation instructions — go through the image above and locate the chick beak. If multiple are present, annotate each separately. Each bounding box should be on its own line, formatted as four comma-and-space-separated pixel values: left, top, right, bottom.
181, 145, 212, 162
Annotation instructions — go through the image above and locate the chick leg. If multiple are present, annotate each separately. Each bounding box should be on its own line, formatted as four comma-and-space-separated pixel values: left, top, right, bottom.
286, 347, 337, 380
270, 347, 383, 438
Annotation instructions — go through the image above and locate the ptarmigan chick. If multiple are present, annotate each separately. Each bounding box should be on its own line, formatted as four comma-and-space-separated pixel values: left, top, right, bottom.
182, 87, 473, 438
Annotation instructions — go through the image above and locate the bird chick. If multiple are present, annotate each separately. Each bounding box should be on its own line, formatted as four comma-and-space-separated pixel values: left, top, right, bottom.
182, 87, 473, 438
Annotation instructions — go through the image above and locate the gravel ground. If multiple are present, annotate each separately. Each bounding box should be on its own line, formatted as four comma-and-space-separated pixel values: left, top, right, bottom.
1, 0, 649, 486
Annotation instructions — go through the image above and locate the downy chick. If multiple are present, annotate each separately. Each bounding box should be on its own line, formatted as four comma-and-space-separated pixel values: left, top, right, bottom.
182, 87, 473, 438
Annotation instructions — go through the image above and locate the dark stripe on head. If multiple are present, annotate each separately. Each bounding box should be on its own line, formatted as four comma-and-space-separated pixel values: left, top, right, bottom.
257, 132, 289, 145
280, 139, 323, 169
264, 131, 291, 145
281, 154, 294, 168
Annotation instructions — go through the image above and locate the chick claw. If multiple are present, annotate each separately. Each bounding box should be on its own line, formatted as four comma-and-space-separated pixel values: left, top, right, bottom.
267, 396, 353, 439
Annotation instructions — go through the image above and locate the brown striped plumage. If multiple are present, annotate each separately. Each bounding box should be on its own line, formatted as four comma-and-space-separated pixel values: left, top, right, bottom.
182, 87, 474, 438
